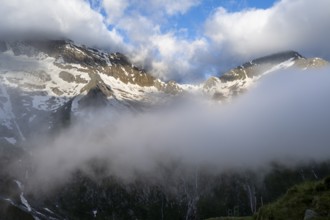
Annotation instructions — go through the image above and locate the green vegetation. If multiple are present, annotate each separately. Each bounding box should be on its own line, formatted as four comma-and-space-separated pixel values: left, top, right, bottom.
207, 176, 330, 220
256, 176, 330, 220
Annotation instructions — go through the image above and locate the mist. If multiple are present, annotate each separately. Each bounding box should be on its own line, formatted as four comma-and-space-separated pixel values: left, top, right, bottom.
19, 67, 330, 191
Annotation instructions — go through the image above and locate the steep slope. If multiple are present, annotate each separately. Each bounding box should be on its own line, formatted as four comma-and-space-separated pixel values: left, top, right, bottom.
203, 51, 329, 100
256, 176, 330, 220
1, 40, 328, 147
0, 40, 185, 146
0, 40, 330, 220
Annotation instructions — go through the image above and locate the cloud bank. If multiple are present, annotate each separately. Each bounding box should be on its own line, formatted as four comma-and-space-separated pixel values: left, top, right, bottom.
0, 0, 330, 81
0, 0, 124, 50
205, 0, 330, 68
20, 67, 330, 190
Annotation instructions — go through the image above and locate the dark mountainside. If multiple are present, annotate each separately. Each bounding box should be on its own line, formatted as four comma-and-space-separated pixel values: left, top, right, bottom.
0, 40, 330, 219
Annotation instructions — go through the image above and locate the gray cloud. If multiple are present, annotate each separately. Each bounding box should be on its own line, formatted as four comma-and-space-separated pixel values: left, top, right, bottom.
20, 67, 330, 190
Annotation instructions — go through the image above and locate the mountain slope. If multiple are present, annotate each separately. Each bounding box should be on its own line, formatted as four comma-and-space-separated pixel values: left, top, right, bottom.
256, 176, 330, 220
203, 51, 328, 100
0, 39, 329, 220
0, 40, 185, 146
0, 40, 329, 147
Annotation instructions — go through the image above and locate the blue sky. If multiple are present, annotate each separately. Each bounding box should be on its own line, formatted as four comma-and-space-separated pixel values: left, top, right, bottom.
163, 0, 278, 40
91, 0, 278, 42
1, 0, 329, 82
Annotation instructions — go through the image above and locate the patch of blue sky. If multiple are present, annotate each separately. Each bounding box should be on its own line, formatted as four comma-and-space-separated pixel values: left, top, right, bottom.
161, 0, 277, 40
86, 0, 277, 43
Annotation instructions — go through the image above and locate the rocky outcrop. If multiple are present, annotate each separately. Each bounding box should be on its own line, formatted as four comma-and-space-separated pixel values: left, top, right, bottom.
295, 57, 329, 68
203, 51, 329, 100
220, 51, 303, 83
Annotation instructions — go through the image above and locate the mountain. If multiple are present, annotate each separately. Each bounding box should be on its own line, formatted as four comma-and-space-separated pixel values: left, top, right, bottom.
0, 40, 329, 220
1, 40, 328, 147
0, 40, 185, 147
203, 51, 328, 100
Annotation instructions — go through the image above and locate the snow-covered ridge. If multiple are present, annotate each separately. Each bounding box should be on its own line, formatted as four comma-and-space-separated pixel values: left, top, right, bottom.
0, 40, 189, 143
1, 40, 189, 100
0, 40, 328, 146
202, 51, 328, 100
0, 41, 172, 107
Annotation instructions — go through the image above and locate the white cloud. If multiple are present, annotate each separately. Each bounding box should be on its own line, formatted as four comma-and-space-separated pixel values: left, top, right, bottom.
100, 0, 205, 81
102, 0, 200, 20
124, 29, 209, 81
102, 0, 129, 23
147, 34, 209, 80
205, 0, 330, 68
100, 0, 330, 80
24, 67, 330, 188
148, 0, 201, 15
1, 0, 330, 81
0, 0, 124, 50
118, 14, 161, 42
0, 0, 205, 81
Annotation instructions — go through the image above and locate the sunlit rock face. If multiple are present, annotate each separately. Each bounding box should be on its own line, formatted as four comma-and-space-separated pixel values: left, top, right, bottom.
203, 51, 328, 100
0, 40, 187, 146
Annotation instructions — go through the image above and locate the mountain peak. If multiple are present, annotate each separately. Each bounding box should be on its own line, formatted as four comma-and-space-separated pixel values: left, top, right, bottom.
1, 39, 329, 220
242, 50, 304, 68
0, 40, 328, 144
204, 50, 328, 100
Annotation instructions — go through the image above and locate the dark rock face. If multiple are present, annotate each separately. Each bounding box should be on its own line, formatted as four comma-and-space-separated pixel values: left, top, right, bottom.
79, 83, 113, 108
0, 41, 7, 52
59, 71, 75, 83
51, 99, 73, 129
1, 159, 328, 220
0, 201, 35, 220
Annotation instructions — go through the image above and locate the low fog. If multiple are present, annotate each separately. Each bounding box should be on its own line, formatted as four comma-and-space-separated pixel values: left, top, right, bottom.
21, 67, 330, 190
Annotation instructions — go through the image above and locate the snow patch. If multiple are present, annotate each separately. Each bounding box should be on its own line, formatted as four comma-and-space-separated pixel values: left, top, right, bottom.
93, 209, 97, 218
99, 72, 159, 102
4, 137, 17, 144
14, 180, 23, 190
20, 193, 32, 212
32, 96, 52, 111
43, 208, 54, 214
